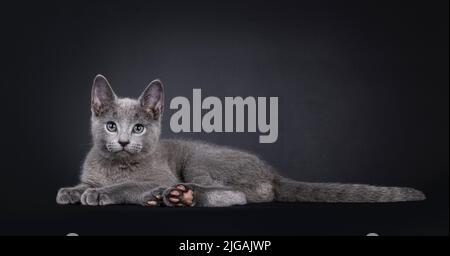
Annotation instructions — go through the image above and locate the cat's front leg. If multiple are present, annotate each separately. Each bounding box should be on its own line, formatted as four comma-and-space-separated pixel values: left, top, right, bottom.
80, 187, 116, 206
141, 187, 167, 207
56, 184, 91, 204
80, 182, 162, 206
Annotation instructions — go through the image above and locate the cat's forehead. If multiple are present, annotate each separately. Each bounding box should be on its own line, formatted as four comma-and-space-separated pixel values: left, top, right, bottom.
116, 98, 139, 110
110, 98, 147, 121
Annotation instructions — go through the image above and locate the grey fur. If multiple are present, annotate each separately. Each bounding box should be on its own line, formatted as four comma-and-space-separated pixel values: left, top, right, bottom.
56, 75, 426, 207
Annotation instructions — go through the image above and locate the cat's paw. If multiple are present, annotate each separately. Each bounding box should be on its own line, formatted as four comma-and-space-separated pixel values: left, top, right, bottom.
56, 187, 82, 204
163, 184, 195, 207
141, 187, 166, 207
80, 188, 114, 206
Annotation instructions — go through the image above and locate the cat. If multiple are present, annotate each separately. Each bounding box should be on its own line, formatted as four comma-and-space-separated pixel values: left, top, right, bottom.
56, 75, 426, 207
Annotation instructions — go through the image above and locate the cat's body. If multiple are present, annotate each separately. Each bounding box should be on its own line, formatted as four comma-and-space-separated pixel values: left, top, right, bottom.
56, 75, 425, 207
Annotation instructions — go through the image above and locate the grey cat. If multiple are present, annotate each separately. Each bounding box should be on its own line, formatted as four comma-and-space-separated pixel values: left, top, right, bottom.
56, 75, 426, 207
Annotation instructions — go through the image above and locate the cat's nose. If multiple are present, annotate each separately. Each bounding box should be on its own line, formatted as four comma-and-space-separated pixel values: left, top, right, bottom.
118, 140, 130, 147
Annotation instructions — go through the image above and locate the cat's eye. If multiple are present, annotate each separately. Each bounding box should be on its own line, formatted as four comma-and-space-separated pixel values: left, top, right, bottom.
106, 121, 117, 132
133, 124, 145, 134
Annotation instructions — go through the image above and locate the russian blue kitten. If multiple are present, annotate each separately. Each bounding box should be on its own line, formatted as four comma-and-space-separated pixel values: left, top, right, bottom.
56, 75, 425, 207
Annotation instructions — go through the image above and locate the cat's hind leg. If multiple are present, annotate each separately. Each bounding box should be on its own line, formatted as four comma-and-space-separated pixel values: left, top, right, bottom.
162, 183, 247, 207
163, 184, 195, 206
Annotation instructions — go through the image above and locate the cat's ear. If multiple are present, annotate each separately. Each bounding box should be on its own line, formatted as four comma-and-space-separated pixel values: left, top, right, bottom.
91, 74, 116, 116
139, 79, 164, 120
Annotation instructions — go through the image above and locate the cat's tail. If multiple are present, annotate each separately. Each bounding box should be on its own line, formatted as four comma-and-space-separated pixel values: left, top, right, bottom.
273, 177, 426, 202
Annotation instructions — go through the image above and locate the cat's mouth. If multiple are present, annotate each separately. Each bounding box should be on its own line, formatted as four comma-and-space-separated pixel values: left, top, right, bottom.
105, 144, 140, 156
116, 148, 132, 155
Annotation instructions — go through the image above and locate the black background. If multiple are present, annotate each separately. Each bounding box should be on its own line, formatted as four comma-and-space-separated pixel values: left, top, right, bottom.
0, 0, 448, 235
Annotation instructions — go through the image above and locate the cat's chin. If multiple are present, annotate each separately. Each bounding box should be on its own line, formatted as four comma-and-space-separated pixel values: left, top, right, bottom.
98, 148, 148, 161
115, 150, 132, 157
100, 149, 133, 159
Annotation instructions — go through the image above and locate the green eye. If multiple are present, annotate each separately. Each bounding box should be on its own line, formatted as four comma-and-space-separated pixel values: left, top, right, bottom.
106, 121, 117, 132
133, 124, 145, 134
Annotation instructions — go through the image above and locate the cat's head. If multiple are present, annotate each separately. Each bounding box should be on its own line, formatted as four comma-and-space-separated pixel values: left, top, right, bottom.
90, 74, 164, 160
